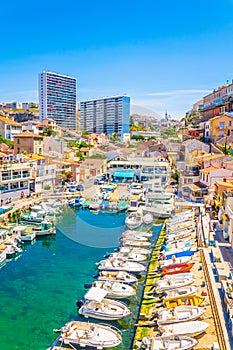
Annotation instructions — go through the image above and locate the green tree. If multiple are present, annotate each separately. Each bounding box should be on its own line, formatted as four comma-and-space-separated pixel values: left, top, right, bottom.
42, 126, 56, 136
0, 135, 14, 148
110, 133, 120, 141
76, 151, 85, 161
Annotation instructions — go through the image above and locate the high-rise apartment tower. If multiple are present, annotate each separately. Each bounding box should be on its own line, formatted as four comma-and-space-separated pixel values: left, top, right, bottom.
80, 95, 130, 138
39, 71, 77, 130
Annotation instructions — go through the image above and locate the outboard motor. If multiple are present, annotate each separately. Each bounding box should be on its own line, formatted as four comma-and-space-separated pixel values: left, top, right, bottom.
76, 299, 84, 308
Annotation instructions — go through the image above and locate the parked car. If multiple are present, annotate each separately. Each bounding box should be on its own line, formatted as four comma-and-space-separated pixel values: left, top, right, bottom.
77, 184, 84, 191
69, 185, 77, 192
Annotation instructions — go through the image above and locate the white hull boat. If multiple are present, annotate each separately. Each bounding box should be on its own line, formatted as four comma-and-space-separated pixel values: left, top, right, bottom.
121, 234, 148, 242
155, 274, 194, 293
78, 298, 130, 320
108, 251, 147, 262
123, 230, 152, 238
164, 286, 197, 299
55, 321, 122, 349
97, 270, 138, 285
158, 320, 209, 337
143, 213, 154, 225
125, 210, 143, 229
165, 232, 193, 243
119, 246, 151, 256
138, 335, 198, 350
157, 306, 206, 325
98, 258, 146, 273
91, 280, 136, 298
121, 239, 151, 247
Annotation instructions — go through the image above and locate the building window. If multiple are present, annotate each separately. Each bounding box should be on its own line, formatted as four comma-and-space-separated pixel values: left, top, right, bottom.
229, 121, 232, 127
219, 121, 225, 128
17, 138, 20, 144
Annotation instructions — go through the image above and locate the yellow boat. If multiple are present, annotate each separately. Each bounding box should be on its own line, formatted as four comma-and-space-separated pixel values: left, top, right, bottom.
164, 294, 205, 309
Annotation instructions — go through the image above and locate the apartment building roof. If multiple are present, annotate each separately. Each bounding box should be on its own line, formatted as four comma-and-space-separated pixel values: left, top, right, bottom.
200, 166, 220, 174
0, 116, 21, 126
14, 131, 43, 138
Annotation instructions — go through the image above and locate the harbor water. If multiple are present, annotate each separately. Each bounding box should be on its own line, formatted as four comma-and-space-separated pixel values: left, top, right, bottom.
0, 208, 162, 350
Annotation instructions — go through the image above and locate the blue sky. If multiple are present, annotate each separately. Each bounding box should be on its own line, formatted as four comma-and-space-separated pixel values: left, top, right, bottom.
1, 0, 233, 119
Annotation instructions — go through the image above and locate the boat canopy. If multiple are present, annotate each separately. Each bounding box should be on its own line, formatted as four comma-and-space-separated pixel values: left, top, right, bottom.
114, 172, 134, 178
84, 287, 107, 302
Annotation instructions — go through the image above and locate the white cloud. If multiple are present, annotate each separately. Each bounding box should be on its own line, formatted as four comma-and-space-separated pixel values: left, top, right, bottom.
147, 89, 211, 97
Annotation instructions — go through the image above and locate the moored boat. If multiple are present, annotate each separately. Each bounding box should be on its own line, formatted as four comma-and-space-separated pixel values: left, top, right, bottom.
97, 270, 138, 285
98, 258, 146, 273
77, 287, 130, 320
143, 213, 153, 225
162, 262, 194, 276
125, 209, 143, 229
137, 335, 198, 350
52, 321, 122, 349
88, 280, 136, 299
119, 246, 151, 256
155, 274, 194, 293
163, 286, 197, 299
107, 251, 147, 262
121, 239, 151, 248
159, 256, 191, 267
164, 294, 205, 308
12, 226, 36, 242
158, 320, 209, 337
157, 305, 206, 325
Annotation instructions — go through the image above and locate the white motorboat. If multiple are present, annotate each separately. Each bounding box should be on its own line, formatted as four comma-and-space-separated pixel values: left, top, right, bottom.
98, 258, 146, 273
98, 270, 138, 285
155, 274, 194, 293
164, 239, 195, 251
125, 209, 143, 229
158, 321, 209, 337
91, 280, 136, 298
13, 226, 36, 242
143, 213, 154, 225
163, 286, 197, 299
108, 251, 147, 262
157, 306, 206, 325
138, 335, 198, 350
121, 239, 151, 247
0, 251, 6, 264
55, 321, 122, 349
122, 230, 152, 238
165, 231, 193, 242
121, 234, 148, 242
159, 256, 191, 268
119, 246, 151, 256
78, 287, 130, 320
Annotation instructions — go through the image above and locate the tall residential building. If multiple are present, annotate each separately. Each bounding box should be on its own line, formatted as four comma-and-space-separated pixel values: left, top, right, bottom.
80, 95, 130, 138
39, 71, 77, 130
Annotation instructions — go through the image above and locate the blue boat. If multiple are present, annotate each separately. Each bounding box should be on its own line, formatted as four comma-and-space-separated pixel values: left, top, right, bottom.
165, 250, 196, 260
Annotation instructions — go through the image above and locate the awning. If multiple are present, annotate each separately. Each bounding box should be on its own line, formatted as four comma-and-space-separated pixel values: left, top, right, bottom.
114, 172, 134, 178
84, 287, 107, 302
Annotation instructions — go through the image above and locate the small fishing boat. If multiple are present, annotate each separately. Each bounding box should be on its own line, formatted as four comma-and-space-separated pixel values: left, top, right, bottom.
137, 335, 198, 350
31, 220, 56, 236
87, 280, 136, 299
158, 320, 209, 337
98, 258, 146, 273
163, 239, 195, 251
97, 270, 138, 285
20, 212, 44, 223
125, 209, 143, 229
121, 239, 151, 248
155, 274, 194, 294
159, 256, 191, 267
107, 251, 147, 262
164, 249, 196, 260
163, 286, 197, 299
157, 306, 206, 325
119, 246, 151, 256
122, 230, 152, 238
143, 213, 153, 225
120, 234, 148, 242
53, 321, 122, 349
162, 262, 195, 276
12, 226, 36, 242
165, 231, 193, 242
77, 287, 130, 320
164, 294, 205, 309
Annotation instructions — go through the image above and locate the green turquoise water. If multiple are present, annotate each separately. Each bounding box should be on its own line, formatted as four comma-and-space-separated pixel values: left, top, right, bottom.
0, 208, 162, 350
